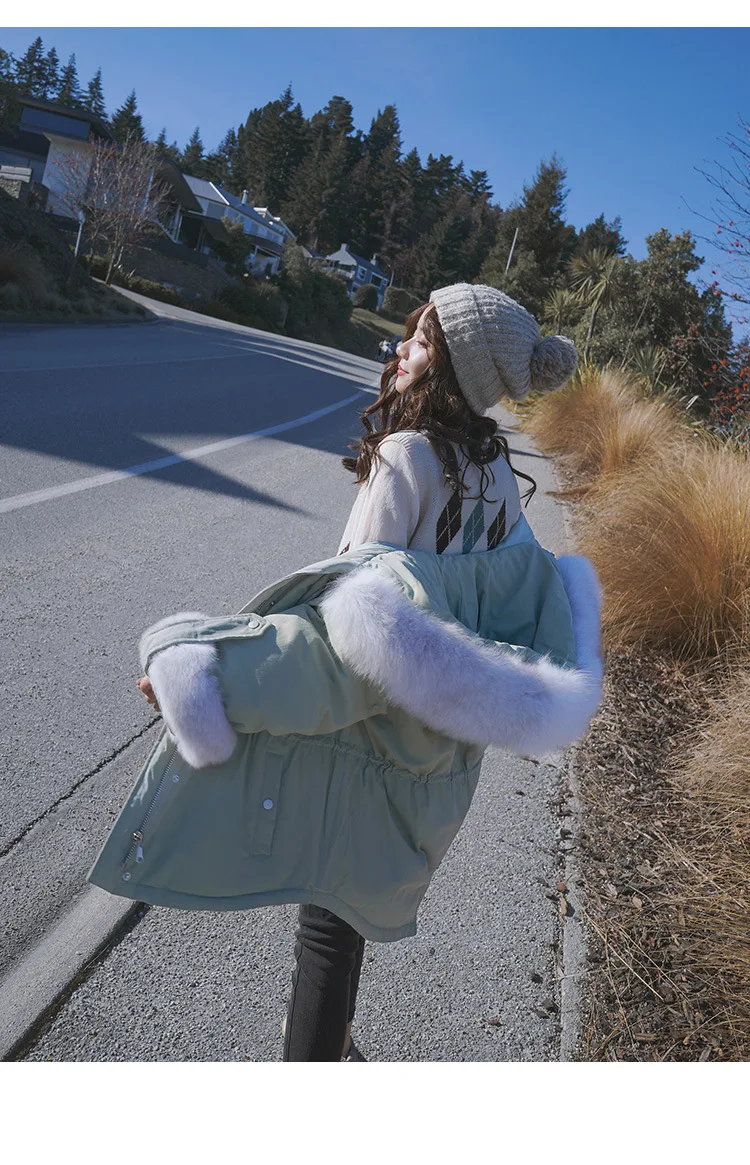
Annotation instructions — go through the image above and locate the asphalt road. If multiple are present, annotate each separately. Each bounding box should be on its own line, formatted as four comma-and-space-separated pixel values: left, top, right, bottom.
1, 301, 577, 1061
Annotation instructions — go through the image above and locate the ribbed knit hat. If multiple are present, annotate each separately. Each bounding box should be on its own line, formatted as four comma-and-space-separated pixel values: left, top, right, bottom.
429, 283, 578, 413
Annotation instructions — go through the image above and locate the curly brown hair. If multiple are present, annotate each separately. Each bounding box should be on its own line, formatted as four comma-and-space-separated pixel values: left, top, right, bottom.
342, 302, 537, 504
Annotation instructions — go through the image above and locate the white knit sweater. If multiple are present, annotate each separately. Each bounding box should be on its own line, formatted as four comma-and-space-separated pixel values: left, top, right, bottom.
337, 430, 522, 556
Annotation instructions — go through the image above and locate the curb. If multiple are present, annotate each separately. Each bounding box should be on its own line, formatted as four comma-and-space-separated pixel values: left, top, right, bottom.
0, 886, 140, 1061
557, 747, 588, 1061
540, 427, 590, 1061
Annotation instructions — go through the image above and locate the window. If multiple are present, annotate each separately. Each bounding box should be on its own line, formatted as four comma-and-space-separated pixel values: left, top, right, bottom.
369, 274, 385, 288
356, 265, 368, 282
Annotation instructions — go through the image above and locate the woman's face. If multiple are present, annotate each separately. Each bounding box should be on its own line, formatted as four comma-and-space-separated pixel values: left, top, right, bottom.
394, 308, 434, 394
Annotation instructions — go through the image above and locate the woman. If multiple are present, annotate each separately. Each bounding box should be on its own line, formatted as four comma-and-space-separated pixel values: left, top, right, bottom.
96, 284, 603, 1062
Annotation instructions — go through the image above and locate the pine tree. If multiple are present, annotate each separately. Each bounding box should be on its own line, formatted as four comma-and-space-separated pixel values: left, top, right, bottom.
85, 67, 106, 119
478, 156, 577, 316
282, 95, 360, 252
204, 128, 241, 192
56, 54, 83, 108
109, 89, 145, 143
575, 213, 627, 257
13, 37, 47, 97
237, 85, 308, 208
154, 127, 182, 165
0, 47, 19, 132
0, 46, 15, 84
356, 105, 404, 259
181, 126, 205, 176
41, 47, 59, 100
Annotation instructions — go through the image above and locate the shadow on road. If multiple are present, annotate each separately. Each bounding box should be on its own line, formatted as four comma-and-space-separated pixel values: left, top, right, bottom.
1, 317, 383, 511
2, 312, 550, 511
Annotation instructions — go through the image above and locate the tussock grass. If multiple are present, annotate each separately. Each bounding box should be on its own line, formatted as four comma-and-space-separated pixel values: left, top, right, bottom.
0, 243, 46, 300
521, 363, 750, 1057
523, 365, 687, 490
664, 667, 750, 1038
576, 438, 750, 659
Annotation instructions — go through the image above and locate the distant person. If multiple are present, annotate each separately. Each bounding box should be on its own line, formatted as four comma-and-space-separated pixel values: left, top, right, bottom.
92, 285, 603, 1062
377, 338, 391, 362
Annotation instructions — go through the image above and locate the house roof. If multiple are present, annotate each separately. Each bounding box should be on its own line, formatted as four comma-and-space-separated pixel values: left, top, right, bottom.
347, 248, 387, 277
222, 188, 284, 234
182, 177, 284, 239
18, 94, 113, 141
156, 158, 203, 213
325, 243, 387, 278
183, 174, 230, 205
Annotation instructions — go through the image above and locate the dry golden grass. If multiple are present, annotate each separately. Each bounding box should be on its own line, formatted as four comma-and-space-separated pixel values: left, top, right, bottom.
522, 363, 750, 1056
663, 665, 750, 1039
575, 435, 750, 660
523, 365, 689, 495
0, 243, 46, 300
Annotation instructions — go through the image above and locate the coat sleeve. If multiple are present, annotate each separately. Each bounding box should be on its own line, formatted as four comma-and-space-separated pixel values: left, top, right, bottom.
217, 604, 390, 736
142, 604, 390, 769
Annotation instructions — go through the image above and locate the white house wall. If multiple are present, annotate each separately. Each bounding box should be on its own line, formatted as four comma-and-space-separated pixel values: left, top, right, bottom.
43, 138, 93, 217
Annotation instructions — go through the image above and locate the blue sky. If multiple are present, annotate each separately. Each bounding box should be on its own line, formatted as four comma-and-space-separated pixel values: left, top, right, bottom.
3, 26, 748, 314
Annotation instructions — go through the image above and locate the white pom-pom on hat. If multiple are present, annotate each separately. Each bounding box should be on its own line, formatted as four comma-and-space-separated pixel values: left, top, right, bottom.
530, 335, 578, 396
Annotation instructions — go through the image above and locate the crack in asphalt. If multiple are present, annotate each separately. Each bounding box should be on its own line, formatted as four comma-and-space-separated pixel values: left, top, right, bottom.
0, 719, 160, 861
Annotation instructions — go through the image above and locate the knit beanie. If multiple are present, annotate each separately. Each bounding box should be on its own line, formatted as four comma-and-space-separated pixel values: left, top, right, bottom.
429, 283, 578, 413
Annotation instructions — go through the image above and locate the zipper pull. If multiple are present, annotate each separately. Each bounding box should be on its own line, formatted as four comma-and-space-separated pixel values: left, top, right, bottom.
133, 831, 144, 863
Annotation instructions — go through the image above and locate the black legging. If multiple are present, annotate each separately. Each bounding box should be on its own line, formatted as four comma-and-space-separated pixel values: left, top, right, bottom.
283, 903, 366, 1061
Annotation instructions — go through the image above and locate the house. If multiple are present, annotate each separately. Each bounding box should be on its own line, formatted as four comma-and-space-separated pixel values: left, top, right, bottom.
322, 243, 390, 308
253, 206, 297, 248
182, 176, 287, 276
0, 94, 113, 216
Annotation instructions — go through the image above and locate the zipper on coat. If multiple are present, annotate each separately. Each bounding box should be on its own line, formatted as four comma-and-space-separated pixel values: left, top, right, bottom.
123, 744, 180, 868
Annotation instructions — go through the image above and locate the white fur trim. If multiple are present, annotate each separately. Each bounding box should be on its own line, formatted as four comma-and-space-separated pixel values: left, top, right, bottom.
147, 640, 238, 770
556, 555, 604, 682
319, 561, 603, 755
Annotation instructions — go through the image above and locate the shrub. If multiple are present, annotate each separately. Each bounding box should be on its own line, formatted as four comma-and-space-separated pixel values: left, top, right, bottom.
217, 278, 285, 331
352, 282, 379, 311
279, 246, 351, 341
0, 243, 47, 300
0, 282, 26, 309
123, 275, 183, 307
383, 285, 421, 318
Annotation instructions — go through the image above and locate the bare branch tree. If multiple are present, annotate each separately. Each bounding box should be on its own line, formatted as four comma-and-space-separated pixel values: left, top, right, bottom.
46, 133, 170, 282
693, 117, 750, 312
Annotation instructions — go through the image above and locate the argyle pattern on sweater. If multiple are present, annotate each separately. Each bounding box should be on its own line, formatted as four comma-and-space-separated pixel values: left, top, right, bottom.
338, 431, 521, 558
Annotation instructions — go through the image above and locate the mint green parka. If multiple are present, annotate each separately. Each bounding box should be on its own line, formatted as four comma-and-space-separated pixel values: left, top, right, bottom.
88, 513, 603, 942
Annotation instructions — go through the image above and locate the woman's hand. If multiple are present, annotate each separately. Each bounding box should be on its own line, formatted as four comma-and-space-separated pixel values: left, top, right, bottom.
136, 676, 160, 713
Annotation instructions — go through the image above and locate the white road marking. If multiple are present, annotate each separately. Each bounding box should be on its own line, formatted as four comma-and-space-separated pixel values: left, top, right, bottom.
0, 391, 367, 515
0, 351, 256, 375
